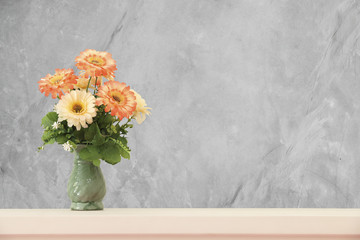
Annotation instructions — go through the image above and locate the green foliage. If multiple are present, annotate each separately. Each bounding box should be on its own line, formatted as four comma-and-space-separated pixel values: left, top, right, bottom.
41, 130, 55, 143
39, 106, 134, 166
41, 112, 58, 128
79, 145, 102, 161
98, 114, 114, 129
73, 128, 85, 143
41, 130, 56, 146
84, 123, 97, 142
55, 135, 68, 144
92, 159, 101, 167
92, 131, 105, 145
110, 137, 130, 159
100, 141, 122, 165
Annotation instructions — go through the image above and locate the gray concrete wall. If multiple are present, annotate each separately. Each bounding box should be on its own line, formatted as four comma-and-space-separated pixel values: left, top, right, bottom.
1, 0, 359, 208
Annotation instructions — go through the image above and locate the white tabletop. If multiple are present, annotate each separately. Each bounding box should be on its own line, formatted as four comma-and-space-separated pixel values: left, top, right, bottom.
0, 208, 359, 239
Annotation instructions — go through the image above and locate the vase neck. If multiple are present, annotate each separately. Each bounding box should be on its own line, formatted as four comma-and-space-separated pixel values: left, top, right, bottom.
73, 145, 93, 165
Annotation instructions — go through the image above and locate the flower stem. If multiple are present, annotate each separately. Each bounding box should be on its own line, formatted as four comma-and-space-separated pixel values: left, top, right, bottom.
94, 77, 98, 94
120, 117, 133, 126
86, 77, 92, 92
126, 116, 133, 124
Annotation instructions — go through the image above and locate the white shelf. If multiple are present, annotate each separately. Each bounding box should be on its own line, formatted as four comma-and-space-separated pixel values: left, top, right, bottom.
0, 208, 360, 239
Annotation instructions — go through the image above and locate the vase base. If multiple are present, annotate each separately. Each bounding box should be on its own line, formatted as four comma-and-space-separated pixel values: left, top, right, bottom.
71, 201, 104, 211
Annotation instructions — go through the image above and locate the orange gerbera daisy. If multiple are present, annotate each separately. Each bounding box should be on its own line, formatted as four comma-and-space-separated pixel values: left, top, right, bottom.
75, 49, 117, 78
95, 81, 137, 120
38, 69, 78, 99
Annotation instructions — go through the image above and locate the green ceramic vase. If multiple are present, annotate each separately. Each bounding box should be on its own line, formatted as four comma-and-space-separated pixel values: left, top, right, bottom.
67, 145, 106, 210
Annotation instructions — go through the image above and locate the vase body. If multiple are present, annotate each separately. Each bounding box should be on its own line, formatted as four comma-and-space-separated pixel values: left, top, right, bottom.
67, 145, 106, 210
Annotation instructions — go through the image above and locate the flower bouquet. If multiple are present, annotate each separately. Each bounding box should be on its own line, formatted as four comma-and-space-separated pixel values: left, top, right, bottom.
38, 49, 151, 210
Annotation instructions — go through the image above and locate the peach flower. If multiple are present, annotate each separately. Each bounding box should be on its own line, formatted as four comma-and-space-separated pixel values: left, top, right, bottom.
38, 69, 78, 99
95, 81, 136, 121
75, 49, 117, 78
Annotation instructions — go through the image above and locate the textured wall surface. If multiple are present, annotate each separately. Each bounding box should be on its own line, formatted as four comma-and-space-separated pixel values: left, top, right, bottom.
1, 0, 360, 208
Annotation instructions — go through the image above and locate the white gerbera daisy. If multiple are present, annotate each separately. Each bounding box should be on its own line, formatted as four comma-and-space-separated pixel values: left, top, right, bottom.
55, 90, 97, 130
130, 90, 151, 124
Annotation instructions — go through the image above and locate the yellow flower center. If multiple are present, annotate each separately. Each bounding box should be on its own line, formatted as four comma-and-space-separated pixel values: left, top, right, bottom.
72, 103, 85, 114
111, 92, 124, 103
50, 75, 63, 85
87, 56, 105, 66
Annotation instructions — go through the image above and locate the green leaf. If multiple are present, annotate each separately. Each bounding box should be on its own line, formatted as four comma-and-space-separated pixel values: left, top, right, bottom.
119, 147, 130, 159
100, 142, 121, 165
93, 125, 105, 145
79, 145, 101, 161
45, 138, 56, 145
118, 140, 130, 159
104, 114, 114, 126
92, 132, 105, 145
42, 130, 55, 142
110, 125, 117, 134
55, 135, 68, 144
110, 137, 130, 159
84, 123, 97, 141
41, 130, 51, 141
68, 140, 77, 150
73, 128, 85, 141
41, 112, 58, 128
41, 130, 56, 146
92, 159, 101, 167
97, 113, 114, 129
78, 147, 91, 160
115, 124, 122, 133
118, 136, 128, 146
86, 123, 105, 146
